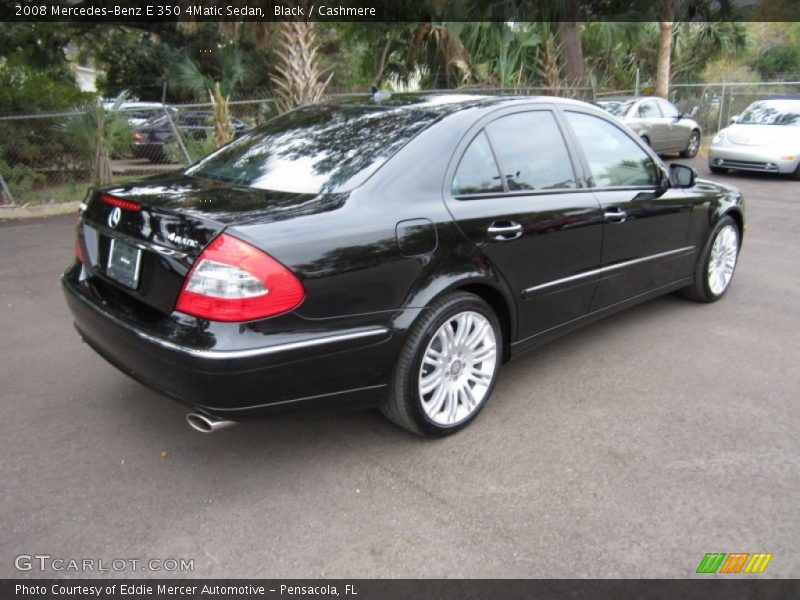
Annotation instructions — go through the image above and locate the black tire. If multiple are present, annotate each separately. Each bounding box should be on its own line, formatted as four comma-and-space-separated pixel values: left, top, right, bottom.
380, 292, 502, 436
709, 165, 726, 175
791, 163, 800, 181
680, 130, 701, 158
681, 215, 740, 303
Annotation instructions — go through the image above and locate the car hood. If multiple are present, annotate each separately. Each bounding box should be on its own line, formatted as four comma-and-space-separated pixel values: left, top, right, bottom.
725, 124, 797, 147
102, 173, 348, 226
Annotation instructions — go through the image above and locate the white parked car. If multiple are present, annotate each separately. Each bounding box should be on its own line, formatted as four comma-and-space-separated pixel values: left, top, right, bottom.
709, 98, 800, 179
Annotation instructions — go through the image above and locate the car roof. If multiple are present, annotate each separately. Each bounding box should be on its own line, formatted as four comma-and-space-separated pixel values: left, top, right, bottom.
595, 96, 661, 102
327, 93, 596, 116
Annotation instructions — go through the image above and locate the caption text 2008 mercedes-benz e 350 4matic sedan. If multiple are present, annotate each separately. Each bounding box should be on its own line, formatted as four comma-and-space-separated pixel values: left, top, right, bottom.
63, 95, 745, 436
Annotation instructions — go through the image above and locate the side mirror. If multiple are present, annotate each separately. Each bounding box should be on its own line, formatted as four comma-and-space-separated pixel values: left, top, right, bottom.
729, 115, 739, 125
669, 164, 696, 188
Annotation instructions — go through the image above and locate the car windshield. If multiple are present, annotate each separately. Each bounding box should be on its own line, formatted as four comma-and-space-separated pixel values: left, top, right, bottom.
595, 100, 636, 117
185, 105, 441, 193
737, 100, 800, 126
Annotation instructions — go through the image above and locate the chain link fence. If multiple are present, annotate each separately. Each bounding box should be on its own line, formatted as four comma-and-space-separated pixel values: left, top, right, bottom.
2, 81, 798, 207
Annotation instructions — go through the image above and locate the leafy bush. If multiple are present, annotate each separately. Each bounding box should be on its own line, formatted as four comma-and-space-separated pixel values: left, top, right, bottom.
754, 44, 800, 80
0, 157, 42, 199
165, 130, 216, 165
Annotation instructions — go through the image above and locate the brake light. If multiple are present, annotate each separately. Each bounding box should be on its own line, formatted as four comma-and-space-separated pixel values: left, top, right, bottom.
132, 132, 146, 142
75, 239, 84, 263
101, 193, 141, 212
175, 233, 304, 322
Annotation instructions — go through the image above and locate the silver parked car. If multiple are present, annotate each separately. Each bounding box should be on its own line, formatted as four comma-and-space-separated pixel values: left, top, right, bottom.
708, 98, 800, 179
595, 96, 702, 157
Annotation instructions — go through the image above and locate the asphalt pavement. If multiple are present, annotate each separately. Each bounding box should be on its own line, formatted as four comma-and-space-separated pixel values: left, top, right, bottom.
1, 156, 798, 578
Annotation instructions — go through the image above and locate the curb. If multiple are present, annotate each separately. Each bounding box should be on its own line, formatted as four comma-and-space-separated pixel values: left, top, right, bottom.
0, 201, 81, 221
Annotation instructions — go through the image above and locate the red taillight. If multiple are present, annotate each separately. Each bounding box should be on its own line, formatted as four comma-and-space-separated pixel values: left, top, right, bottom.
175, 233, 305, 322
75, 239, 84, 263
132, 132, 146, 142
101, 193, 141, 212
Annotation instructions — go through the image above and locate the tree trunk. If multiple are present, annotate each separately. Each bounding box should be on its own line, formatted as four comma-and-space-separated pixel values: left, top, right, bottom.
92, 113, 113, 186
557, 1, 584, 86
656, 0, 677, 99
372, 32, 394, 88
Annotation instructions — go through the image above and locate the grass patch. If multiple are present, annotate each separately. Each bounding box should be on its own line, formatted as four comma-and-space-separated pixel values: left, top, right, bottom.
12, 176, 139, 206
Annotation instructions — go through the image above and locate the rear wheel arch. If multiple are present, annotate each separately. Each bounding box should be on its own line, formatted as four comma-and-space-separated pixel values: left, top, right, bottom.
457, 282, 514, 362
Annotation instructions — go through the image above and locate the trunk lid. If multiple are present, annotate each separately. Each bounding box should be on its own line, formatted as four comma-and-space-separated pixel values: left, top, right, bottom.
78, 173, 324, 315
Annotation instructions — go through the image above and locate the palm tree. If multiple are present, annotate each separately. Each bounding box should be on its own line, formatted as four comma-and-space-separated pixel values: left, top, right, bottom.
62, 94, 132, 186
408, 23, 472, 88
271, 22, 332, 113
557, 0, 584, 85
173, 46, 251, 148
656, 0, 678, 98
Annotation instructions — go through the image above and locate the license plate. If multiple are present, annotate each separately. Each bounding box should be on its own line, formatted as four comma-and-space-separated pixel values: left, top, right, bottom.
107, 238, 142, 289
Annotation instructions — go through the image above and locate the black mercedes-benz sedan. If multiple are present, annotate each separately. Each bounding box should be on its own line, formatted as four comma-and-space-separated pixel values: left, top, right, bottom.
63, 94, 744, 436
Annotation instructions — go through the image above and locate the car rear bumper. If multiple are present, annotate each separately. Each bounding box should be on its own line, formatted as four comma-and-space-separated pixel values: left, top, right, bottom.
708, 146, 799, 174
62, 263, 400, 418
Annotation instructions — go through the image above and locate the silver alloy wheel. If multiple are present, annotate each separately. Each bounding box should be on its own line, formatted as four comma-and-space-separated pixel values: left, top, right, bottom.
687, 132, 700, 155
708, 224, 738, 295
418, 310, 498, 426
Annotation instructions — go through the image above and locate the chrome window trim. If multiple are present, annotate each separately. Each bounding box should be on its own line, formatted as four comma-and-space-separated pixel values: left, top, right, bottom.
522, 246, 696, 296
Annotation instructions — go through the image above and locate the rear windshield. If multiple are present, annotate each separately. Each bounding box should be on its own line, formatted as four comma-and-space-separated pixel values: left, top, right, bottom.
185, 105, 441, 193
737, 100, 800, 126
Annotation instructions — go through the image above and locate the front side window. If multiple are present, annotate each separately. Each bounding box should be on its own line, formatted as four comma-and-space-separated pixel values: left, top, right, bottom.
657, 99, 680, 118
565, 112, 659, 188
484, 111, 577, 191
637, 101, 660, 118
451, 132, 504, 196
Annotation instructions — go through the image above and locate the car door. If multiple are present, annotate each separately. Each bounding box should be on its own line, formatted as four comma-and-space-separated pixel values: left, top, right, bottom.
631, 99, 667, 151
656, 99, 685, 151
561, 110, 694, 311
444, 108, 605, 341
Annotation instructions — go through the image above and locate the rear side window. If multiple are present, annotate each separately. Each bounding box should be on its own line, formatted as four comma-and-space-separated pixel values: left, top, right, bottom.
565, 112, 659, 188
485, 111, 577, 191
451, 131, 504, 196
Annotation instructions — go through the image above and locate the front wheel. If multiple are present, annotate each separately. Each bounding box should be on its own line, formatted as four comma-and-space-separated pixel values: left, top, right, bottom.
681, 216, 740, 302
380, 292, 502, 436
680, 130, 701, 158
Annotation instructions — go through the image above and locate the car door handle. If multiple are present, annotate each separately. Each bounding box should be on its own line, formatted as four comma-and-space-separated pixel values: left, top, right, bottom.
604, 207, 627, 223
487, 221, 523, 241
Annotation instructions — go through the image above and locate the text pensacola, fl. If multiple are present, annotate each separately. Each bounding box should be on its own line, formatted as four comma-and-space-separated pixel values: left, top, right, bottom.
16, 584, 357, 596
45, 4, 378, 18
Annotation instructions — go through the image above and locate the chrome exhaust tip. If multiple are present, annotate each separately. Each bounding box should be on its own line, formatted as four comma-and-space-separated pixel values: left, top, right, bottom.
186, 412, 237, 433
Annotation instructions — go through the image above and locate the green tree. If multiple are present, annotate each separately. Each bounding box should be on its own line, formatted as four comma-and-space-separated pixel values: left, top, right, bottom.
754, 44, 800, 80
173, 45, 252, 147
61, 95, 132, 185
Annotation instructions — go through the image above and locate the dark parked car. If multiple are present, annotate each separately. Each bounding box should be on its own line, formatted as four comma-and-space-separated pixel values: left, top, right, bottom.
63, 95, 744, 437
133, 110, 251, 162
595, 96, 702, 158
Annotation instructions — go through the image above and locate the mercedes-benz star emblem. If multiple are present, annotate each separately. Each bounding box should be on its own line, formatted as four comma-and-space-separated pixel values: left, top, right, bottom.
107, 207, 122, 228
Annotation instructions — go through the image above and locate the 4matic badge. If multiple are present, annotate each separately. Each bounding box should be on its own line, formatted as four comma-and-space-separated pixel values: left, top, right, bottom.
166, 232, 199, 249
